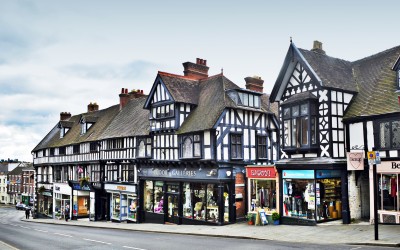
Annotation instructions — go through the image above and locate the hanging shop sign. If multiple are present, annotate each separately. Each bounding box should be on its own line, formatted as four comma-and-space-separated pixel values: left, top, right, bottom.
246, 166, 276, 179
282, 170, 314, 179
347, 151, 364, 171
377, 161, 400, 173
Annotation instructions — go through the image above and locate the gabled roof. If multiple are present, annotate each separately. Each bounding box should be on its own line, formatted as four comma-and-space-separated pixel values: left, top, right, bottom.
32, 105, 120, 152
99, 96, 149, 139
144, 72, 199, 109
177, 74, 275, 134
344, 45, 400, 119
271, 42, 400, 120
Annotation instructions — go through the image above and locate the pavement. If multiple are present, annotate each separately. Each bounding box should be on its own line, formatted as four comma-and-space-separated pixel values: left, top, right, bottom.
21, 217, 400, 247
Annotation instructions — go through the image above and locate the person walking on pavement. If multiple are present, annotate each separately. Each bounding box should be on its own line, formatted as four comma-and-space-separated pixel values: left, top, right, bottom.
65, 205, 70, 222
25, 208, 30, 219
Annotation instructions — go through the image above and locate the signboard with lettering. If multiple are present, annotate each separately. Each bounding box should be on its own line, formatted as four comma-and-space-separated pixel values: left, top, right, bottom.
377, 161, 400, 173
104, 183, 136, 193
138, 167, 220, 180
246, 166, 276, 179
282, 170, 314, 179
347, 151, 364, 171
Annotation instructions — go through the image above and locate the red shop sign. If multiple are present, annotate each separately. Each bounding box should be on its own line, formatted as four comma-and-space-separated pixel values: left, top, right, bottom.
246, 167, 276, 179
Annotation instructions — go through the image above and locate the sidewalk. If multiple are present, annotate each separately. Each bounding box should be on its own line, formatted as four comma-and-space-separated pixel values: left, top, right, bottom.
22, 217, 400, 247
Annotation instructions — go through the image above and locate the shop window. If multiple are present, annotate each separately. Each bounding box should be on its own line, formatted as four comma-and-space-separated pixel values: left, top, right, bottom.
183, 183, 192, 219
193, 183, 206, 220
282, 101, 317, 152
180, 134, 201, 159
374, 118, 400, 150
230, 133, 243, 159
144, 181, 164, 214
249, 179, 276, 211
206, 184, 219, 223
378, 174, 399, 213
127, 196, 137, 221
111, 193, 120, 220
283, 178, 316, 220
256, 135, 268, 160
137, 137, 152, 158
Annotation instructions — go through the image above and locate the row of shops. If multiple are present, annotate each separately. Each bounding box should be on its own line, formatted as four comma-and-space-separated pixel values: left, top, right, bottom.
36, 160, 399, 225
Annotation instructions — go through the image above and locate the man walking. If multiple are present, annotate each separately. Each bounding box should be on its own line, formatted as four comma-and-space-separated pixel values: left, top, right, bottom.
65, 205, 70, 222
25, 208, 30, 219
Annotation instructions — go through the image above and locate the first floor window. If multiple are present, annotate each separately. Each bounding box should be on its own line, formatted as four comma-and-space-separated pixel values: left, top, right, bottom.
121, 165, 135, 182
375, 119, 400, 149
257, 135, 268, 159
230, 134, 243, 159
137, 137, 152, 158
181, 134, 201, 158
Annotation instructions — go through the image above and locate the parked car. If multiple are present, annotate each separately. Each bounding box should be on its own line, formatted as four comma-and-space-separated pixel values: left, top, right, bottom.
15, 203, 29, 210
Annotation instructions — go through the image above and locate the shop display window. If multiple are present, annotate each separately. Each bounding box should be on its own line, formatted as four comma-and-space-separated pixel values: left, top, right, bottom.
127, 196, 137, 221
206, 184, 219, 222
283, 179, 315, 220
183, 183, 192, 219
223, 184, 230, 223
144, 180, 164, 214
250, 179, 276, 211
378, 174, 399, 212
316, 179, 341, 221
77, 196, 90, 216
112, 193, 120, 219
144, 181, 154, 212
193, 183, 206, 220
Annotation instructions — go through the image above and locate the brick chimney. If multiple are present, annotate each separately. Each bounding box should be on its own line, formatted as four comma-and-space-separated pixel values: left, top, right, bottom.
60, 112, 71, 121
119, 88, 146, 110
182, 58, 209, 80
245, 76, 264, 93
87, 102, 99, 112
311, 40, 326, 55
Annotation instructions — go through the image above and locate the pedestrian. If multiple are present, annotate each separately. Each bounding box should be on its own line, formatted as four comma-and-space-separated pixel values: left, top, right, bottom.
25, 208, 30, 219
65, 205, 70, 222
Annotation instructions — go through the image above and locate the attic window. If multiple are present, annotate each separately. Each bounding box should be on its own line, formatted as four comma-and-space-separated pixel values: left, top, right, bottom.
60, 127, 69, 138
81, 121, 93, 135
227, 90, 261, 109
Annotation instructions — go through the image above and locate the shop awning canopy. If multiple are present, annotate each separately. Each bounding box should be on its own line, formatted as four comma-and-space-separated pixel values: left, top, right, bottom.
275, 157, 347, 170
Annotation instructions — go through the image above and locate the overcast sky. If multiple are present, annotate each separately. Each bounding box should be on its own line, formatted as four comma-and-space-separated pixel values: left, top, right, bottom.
1, 0, 399, 162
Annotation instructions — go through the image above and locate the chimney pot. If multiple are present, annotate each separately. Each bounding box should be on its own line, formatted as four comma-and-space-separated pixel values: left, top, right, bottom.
245, 76, 264, 93
183, 58, 209, 80
311, 40, 326, 55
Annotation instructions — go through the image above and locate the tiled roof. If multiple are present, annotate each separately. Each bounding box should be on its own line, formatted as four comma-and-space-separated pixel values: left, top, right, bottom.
32, 105, 120, 151
8, 166, 23, 175
99, 96, 149, 139
158, 72, 200, 105
177, 74, 275, 134
344, 46, 400, 119
298, 48, 356, 92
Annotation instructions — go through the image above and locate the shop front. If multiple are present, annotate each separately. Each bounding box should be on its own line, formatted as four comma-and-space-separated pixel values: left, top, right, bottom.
246, 166, 279, 215
68, 181, 94, 220
373, 161, 400, 224
104, 183, 138, 222
138, 164, 234, 225
53, 183, 71, 219
38, 185, 53, 217
276, 160, 349, 225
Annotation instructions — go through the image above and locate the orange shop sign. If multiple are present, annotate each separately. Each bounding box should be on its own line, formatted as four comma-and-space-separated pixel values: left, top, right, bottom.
246, 166, 276, 179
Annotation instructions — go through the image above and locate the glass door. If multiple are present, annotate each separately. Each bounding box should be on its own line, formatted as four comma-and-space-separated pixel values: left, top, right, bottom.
167, 194, 179, 224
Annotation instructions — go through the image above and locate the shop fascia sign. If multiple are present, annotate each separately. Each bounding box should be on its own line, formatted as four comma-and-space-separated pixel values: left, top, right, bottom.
377, 161, 400, 172
104, 183, 136, 193
246, 166, 276, 179
347, 150, 364, 171
282, 170, 314, 179
139, 167, 218, 179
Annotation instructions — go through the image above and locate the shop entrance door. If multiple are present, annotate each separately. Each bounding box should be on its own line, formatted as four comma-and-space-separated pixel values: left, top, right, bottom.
166, 193, 179, 224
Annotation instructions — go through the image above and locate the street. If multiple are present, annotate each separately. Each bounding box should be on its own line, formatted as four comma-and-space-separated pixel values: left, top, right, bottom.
0, 207, 395, 250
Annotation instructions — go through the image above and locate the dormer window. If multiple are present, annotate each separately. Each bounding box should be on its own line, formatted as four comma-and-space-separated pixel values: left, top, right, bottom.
58, 121, 72, 138
151, 104, 174, 119
227, 90, 261, 109
281, 93, 318, 152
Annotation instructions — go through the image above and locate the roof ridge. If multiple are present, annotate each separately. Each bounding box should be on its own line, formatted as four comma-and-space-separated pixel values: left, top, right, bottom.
352, 45, 400, 64
158, 71, 198, 81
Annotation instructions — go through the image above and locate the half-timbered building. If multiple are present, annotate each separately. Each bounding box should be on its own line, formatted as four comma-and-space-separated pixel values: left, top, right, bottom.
137, 58, 279, 225
32, 103, 120, 219
271, 40, 400, 225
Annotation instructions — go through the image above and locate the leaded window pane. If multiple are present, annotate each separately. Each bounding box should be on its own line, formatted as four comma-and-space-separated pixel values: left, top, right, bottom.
301, 104, 308, 115
301, 117, 309, 145
284, 120, 291, 147
380, 122, 390, 148
194, 143, 201, 157
182, 137, 193, 158
291, 118, 297, 147
392, 121, 400, 148
138, 141, 145, 157
292, 106, 299, 117
283, 108, 290, 119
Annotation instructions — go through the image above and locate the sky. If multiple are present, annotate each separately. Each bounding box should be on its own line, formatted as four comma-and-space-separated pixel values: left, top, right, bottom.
1, 0, 399, 162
